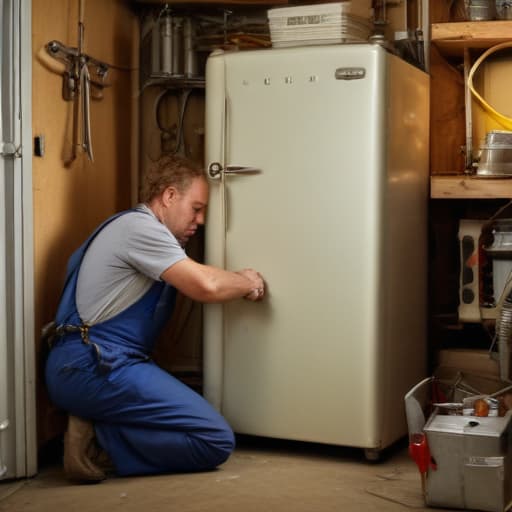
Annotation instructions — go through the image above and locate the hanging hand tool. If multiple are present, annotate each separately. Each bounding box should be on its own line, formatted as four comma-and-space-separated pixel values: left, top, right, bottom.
45, 40, 79, 101
80, 57, 94, 161
45, 41, 109, 100
45, 0, 109, 164
45, 40, 109, 163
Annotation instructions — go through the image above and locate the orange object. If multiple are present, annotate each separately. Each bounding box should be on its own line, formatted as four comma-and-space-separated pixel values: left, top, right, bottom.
474, 399, 490, 417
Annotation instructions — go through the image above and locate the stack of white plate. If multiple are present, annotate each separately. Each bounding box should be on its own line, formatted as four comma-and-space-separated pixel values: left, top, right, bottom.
267, 2, 372, 48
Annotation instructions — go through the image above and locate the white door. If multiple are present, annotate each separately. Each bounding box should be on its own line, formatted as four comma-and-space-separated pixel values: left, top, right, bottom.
0, 0, 37, 479
205, 46, 387, 448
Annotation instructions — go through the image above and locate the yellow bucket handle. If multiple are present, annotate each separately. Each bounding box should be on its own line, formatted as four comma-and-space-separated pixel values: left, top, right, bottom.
468, 41, 512, 131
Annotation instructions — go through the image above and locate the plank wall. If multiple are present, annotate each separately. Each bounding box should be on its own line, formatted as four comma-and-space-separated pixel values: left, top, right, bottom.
32, 0, 139, 445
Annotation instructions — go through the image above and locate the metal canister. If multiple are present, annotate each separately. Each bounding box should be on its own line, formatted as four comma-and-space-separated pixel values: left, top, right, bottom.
465, 0, 496, 20
183, 17, 198, 78
171, 17, 183, 76
160, 13, 173, 74
497, 0, 512, 19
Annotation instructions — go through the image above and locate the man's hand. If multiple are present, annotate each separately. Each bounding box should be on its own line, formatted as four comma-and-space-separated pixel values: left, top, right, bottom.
238, 269, 265, 301
162, 259, 266, 303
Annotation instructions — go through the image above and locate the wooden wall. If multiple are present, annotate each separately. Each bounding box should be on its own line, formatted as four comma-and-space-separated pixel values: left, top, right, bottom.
429, 0, 466, 175
32, 0, 139, 445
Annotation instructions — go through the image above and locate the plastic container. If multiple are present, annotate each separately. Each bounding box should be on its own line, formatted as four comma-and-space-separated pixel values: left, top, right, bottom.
465, 0, 496, 20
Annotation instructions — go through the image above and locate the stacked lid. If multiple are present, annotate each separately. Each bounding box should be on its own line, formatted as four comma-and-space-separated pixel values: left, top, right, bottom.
267, 2, 373, 48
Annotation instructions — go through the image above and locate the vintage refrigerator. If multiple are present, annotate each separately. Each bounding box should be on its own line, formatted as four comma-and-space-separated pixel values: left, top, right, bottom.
203, 43, 429, 459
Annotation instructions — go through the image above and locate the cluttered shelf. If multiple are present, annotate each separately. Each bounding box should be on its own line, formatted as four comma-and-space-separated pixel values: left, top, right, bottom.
431, 20, 512, 198
431, 20, 512, 57
431, 175, 512, 199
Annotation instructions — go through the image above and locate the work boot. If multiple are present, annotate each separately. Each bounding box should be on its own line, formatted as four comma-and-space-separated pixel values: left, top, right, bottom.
87, 437, 115, 475
63, 415, 106, 483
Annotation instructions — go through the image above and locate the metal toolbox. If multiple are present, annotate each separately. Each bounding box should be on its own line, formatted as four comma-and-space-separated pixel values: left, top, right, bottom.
424, 411, 512, 512
405, 376, 512, 512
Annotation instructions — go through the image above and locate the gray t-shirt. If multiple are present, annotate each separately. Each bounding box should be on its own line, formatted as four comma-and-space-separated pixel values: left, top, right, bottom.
76, 204, 187, 324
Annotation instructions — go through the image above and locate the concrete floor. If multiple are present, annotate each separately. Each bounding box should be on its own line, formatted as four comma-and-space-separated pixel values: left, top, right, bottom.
0, 436, 455, 512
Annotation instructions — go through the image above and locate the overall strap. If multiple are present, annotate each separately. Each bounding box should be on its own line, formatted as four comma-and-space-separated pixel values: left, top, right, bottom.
54, 209, 137, 327
48, 207, 178, 372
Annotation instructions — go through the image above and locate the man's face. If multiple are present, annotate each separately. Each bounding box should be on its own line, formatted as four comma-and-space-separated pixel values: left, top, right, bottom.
164, 177, 209, 246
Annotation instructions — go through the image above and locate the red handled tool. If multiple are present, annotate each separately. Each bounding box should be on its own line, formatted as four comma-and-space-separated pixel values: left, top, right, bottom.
409, 432, 435, 497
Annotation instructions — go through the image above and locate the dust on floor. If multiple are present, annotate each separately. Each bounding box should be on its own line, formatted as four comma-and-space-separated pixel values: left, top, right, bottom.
0, 436, 455, 512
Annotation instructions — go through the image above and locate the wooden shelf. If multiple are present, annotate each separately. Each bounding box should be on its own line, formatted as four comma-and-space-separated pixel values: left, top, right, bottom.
431, 175, 512, 199
133, 0, 286, 4
431, 21, 512, 57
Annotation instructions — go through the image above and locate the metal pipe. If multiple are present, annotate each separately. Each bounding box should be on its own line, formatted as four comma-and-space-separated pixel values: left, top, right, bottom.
160, 12, 173, 74
183, 17, 198, 78
172, 17, 183, 76
497, 296, 512, 382
464, 48, 473, 173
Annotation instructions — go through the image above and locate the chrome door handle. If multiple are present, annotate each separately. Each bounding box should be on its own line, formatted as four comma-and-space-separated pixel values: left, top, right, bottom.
208, 162, 262, 178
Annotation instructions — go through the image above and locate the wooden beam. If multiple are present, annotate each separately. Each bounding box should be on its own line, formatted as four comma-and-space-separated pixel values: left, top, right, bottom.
133, 0, 287, 4
431, 175, 512, 199
431, 21, 512, 57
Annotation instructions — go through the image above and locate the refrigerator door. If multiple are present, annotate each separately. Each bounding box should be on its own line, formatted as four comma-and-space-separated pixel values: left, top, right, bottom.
204, 45, 429, 451
0, 0, 37, 480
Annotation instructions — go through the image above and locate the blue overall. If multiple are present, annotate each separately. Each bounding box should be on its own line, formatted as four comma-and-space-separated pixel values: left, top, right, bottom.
45, 210, 235, 476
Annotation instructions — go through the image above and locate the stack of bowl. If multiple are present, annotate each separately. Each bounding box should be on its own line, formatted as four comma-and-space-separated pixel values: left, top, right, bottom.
476, 130, 512, 177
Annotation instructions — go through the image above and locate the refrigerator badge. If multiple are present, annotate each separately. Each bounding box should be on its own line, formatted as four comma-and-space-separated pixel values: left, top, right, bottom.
335, 67, 366, 80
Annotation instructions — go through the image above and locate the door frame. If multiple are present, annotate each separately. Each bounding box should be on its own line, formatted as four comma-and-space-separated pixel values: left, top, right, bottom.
0, 0, 37, 479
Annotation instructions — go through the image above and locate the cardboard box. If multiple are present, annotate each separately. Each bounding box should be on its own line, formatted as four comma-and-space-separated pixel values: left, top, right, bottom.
437, 349, 500, 378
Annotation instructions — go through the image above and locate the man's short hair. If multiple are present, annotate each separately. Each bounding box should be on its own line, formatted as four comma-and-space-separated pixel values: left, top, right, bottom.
140, 154, 205, 203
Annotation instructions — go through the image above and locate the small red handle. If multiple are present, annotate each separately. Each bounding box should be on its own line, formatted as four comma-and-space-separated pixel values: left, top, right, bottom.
409, 433, 432, 474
